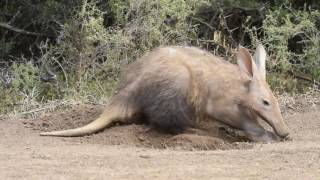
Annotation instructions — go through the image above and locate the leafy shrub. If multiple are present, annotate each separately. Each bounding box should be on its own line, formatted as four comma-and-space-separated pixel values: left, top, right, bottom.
0, 62, 40, 113
262, 5, 320, 92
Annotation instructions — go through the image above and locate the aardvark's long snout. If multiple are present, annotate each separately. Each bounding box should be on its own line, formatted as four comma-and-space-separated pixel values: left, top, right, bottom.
266, 115, 289, 138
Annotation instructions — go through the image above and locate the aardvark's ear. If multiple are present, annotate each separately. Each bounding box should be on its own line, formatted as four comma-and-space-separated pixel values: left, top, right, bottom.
253, 43, 267, 80
236, 45, 258, 79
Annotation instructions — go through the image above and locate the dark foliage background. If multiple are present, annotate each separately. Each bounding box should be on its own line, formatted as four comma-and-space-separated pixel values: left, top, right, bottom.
0, 0, 319, 113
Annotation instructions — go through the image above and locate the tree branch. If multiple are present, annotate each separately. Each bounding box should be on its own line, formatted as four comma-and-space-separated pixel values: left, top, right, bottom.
0, 22, 46, 36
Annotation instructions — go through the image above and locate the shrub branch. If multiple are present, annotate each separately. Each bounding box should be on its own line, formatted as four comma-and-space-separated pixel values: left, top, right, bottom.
0, 22, 47, 37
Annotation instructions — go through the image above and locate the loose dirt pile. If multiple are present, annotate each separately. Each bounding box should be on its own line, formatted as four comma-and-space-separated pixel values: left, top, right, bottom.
23, 104, 252, 150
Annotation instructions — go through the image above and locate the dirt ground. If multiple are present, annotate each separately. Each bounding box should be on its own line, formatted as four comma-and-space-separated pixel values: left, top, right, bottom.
0, 95, 320, 179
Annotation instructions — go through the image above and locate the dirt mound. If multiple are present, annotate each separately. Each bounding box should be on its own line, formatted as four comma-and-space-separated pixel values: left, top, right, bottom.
23, 104, 253, 150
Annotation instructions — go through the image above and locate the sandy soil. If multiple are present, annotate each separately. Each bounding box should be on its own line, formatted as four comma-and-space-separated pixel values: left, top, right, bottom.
1, 97, 320, 179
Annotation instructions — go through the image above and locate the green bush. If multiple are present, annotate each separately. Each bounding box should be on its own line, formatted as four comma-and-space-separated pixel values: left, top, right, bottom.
262, 5, 320, 92
0, 62, 39, 113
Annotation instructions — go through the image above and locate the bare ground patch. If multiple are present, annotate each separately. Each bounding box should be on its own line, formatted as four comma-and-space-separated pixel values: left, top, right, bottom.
1, 94, 320, 179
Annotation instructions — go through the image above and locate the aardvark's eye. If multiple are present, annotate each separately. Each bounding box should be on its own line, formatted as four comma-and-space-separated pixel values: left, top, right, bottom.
262, 99, 270, 106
